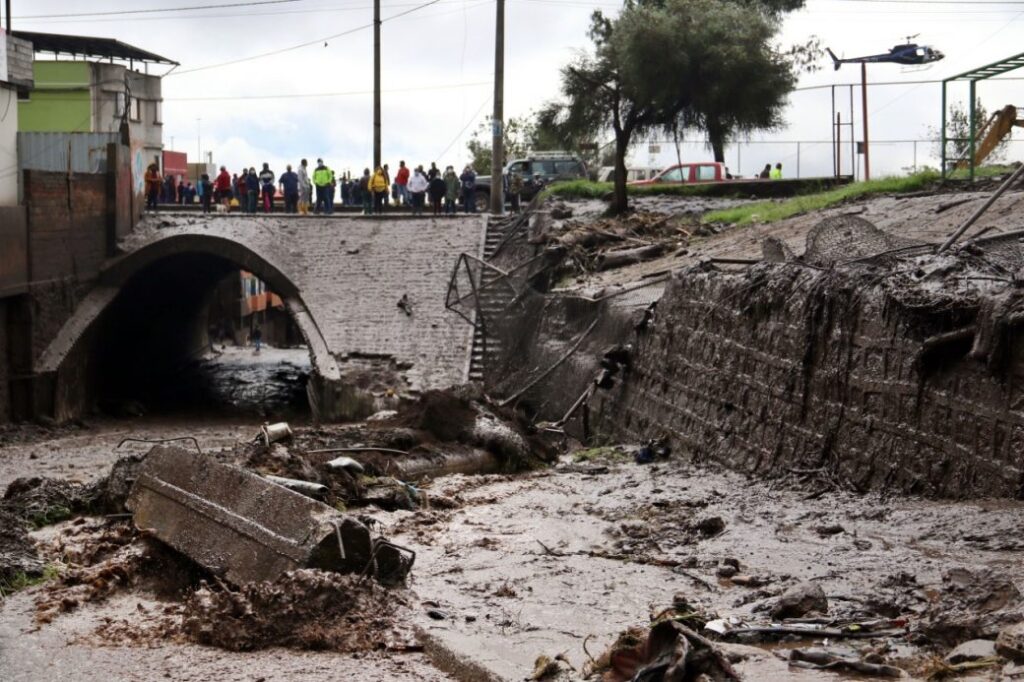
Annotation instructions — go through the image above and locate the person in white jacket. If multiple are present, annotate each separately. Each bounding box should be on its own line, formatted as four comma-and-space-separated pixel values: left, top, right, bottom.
297, 159, 312, 215
407, 166, 429, 217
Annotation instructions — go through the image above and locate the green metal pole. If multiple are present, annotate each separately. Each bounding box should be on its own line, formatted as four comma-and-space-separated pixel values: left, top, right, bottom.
968, 80, 976, 182
941, 81, 947, 178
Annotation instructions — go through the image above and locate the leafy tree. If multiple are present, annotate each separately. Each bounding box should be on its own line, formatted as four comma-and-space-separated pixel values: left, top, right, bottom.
540, 0, 808, 213
538, 11, 678, 213
466, 114, 560, 174
614, 0, 810, 163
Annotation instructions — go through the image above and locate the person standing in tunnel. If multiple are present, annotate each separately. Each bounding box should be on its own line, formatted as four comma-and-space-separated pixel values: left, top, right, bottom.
251, 324, 263, 354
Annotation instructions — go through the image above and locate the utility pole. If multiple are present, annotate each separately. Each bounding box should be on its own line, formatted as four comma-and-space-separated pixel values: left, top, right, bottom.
861, 63, 870, 181
373, 0, 381, 171
6, 0, 12, 30
489, 0, 505, 215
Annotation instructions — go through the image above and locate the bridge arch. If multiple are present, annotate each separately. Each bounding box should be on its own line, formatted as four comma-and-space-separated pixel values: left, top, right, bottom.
33, 233, 343, 421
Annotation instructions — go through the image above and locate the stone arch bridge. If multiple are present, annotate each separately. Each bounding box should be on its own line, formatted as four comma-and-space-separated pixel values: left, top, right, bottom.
32, 214, 487, 421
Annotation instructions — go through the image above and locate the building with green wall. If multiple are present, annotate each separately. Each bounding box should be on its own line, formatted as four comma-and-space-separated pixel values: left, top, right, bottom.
18, 61, 92, 132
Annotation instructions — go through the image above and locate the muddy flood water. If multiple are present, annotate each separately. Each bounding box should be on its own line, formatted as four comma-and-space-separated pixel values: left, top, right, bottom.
3, 406, 1024, 681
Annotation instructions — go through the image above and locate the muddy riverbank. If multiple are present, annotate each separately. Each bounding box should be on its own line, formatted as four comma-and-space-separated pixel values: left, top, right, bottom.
4, 419, 1024, 680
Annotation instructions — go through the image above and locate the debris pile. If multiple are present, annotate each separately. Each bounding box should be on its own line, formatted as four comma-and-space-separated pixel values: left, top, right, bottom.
182, 569, 414, 652
587, 596, 740, 681
236, 386, 557, 510
535, 211, 695, 277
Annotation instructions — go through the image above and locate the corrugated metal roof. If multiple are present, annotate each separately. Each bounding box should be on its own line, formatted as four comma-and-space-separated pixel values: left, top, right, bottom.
17, 132, 121, 174
12, 31, 177, 65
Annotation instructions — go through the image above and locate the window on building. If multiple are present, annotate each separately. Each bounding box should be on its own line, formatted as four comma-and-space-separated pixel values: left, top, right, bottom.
129, 97, 142, 122
154, 100, 162, 124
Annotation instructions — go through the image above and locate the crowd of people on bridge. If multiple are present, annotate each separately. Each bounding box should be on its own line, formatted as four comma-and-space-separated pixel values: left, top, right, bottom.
144, 157, 513, 216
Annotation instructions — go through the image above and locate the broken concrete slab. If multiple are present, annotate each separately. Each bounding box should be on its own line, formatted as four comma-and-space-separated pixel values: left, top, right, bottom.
126, 446, 412, 585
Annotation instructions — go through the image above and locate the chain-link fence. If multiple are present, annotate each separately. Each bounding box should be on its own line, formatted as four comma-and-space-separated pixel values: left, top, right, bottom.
638, 138, 1024, 182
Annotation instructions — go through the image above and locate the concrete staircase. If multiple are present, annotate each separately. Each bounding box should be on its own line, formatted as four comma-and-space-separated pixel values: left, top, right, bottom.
467, 218, 519, 382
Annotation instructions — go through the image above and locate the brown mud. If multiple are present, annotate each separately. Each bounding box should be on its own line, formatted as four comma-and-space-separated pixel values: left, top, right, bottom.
391, 448, 1024, 680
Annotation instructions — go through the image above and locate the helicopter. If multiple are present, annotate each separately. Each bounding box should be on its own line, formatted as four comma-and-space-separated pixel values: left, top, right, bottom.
826, 36, 944, 70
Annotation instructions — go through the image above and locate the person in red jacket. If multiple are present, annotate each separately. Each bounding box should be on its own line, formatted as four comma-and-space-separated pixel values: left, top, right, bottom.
214, 166, 232, 205
144, 163, 161, 210
394, 160, 410, 207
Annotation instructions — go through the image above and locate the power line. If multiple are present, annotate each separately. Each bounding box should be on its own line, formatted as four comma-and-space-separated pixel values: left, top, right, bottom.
17, 0, 304, 19
168, 80, 492, 101
17, 0, 608, 25
436, 96, 491, 160
169, 0, 444, 76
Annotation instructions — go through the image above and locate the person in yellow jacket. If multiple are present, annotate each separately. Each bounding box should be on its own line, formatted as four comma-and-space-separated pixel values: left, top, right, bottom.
369, 166, 389, 214
312, 158, 333, 214
769, 162, 782, 180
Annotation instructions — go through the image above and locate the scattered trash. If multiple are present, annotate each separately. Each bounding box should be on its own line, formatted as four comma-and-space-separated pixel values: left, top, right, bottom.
998, 622, 1024, 662
325, 456, 366, 474
263, 475, 329, 500
593, 618, 740, 681
789, 649, 905, 677
635, 438, 670, 464
259, 422, 293, 446
530, 653, 575, 680
944, 638, 997, 664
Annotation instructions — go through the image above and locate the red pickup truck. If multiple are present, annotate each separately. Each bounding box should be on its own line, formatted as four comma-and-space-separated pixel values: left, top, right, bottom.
629, 162, 733, 185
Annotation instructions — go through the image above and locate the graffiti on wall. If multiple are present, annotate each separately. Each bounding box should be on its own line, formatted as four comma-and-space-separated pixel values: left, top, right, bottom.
132, 145, 145, 194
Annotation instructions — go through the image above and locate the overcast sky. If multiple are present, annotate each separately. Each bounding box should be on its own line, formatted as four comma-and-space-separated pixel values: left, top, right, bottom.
14, 0, 1024, 179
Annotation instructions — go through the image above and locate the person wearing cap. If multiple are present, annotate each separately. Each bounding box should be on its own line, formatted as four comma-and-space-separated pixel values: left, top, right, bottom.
313, 158, 332, 214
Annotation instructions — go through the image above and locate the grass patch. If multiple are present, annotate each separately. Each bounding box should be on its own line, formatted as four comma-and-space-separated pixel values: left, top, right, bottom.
28, 505, 73, 529
945, 163, 1018, 180
0, 564, 63, 598
543, 179, 754, 200
701, 170, 941, 226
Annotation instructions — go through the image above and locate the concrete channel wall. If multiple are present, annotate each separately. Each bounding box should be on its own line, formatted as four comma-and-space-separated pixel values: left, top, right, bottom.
490, 261, 1024, 499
